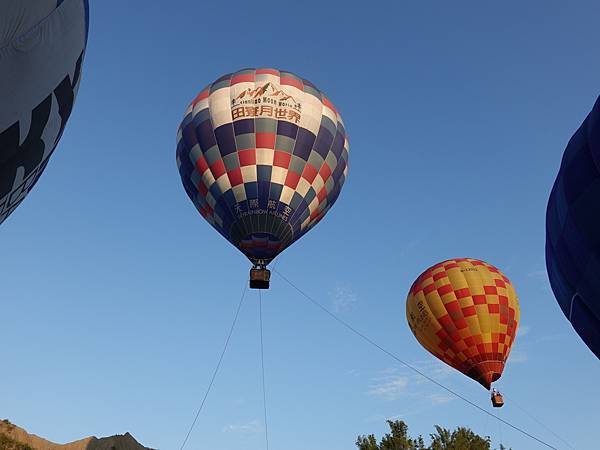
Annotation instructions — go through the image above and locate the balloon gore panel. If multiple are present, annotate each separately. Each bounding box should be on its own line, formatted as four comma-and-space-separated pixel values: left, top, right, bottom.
546, 96, 600, 360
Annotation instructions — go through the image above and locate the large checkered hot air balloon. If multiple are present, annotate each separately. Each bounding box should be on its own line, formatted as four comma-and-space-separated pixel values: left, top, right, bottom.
546, 96, 600, 360
176, 68, 349, 288
0, 0, 89, 224
406, 258, 520, 406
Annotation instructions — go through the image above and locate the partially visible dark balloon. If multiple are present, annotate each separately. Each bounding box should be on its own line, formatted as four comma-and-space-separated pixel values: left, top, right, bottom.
546, 96, 600, 360
0, 0, 89, 224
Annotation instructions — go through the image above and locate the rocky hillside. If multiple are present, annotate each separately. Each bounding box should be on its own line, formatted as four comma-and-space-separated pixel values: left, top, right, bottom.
0, 420, 153, 450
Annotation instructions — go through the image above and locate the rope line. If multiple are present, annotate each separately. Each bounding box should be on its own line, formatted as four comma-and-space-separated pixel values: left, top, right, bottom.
274, 268, 561, 450
502, 393, 575, 450
179, 284, 248, 450
259, 289, 270, 450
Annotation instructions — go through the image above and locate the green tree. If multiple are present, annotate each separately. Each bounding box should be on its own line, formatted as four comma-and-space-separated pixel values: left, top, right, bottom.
356, 419, 509, 450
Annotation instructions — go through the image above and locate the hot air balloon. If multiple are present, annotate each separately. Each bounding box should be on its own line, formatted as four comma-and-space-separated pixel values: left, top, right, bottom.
546, 96, 600, 360
0, 0, 89, 225
176, 68, 349, 289
406, 258, 520, 406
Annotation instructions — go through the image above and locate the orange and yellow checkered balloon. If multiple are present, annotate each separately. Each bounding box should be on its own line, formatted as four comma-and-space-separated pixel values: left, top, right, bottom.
406, 258, 520, 389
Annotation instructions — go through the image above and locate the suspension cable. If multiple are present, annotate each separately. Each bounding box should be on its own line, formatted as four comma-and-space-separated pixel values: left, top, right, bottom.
259, 289, 270, 450
274, 268, 562, 450
179, 284, 248, 450
502, 393, 575, 450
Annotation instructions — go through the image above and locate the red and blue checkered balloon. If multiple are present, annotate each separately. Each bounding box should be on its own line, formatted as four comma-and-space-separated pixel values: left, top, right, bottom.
546, 96, 600, 360
176, 68, 349, 264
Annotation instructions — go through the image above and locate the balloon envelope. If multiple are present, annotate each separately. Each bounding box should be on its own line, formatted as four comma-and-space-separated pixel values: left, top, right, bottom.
546, 96, 600, 360
176, 68, 349, 264
0, 0, 89, 224
406, 258, 520, 389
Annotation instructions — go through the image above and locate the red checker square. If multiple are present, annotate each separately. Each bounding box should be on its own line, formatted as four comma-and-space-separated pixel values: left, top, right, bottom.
231, 73, 255, 84
502, 275, 510, 283
256, 132, 275, 149
477, 344, 486, 354
488, 266, 500, 273
498, 295, 508, 306
455, 288, 470, 299
509, 307, 516, 319
280, 76, 303, 90
436, 329, 449, 340
322, 97, 337, 114
256, 68, 279, 76
472, 295, 487, 305
492, 342, 499, 353
302, 164, 318, 183
464, 336, 475, 347
319, 163, 332, 180
210, 160, 226, 179
471, 260, 484, 266
488, 304, 500, 314
227, 168, 244, 186
437, 284, 453, 296
450, 331, 461, 343
192, 89, 209, 105
494, 279, 506, 288
273, 151, 291, 168
284, 171, 301, 189
438, 315, 453, 329
455, 318, 468, 329
195, 155, 209, 174
198, 181, 208, 196
317, 187, 328, 202
499, 314, 508, 325
433, 271, 447, 281
423, 283, 436, 294
445, 300, 461, 314
484, 285, 498, 295
238, 149, 256, 166
462, 305, 477, 317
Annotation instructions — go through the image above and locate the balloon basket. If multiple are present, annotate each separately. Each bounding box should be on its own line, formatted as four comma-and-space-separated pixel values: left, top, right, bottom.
250, 267, 271, 289
491, 393, 504, 408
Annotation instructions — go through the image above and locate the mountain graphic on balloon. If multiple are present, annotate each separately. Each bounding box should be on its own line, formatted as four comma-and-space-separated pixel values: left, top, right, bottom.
235, 82, 299, 106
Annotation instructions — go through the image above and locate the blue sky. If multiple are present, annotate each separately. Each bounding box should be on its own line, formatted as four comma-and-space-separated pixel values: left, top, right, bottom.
2, 1, 600, 449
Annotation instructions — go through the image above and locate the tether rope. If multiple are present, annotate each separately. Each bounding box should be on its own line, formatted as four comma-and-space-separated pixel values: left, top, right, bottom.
179, 284, 248, 450
259, 289, 270, 450
274, 268, 563, 450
